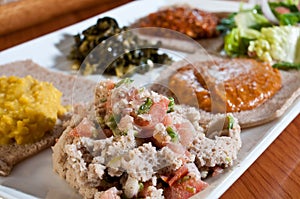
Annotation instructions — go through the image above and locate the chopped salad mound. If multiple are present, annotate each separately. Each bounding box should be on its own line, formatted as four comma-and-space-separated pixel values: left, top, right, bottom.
52, 79, 242, 199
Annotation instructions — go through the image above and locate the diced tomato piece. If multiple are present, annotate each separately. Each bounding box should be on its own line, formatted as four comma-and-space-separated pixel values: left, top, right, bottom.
106, 80, 115, 90
69, 128, 79, 137
175, 121, 196, 147
148, 98, 169, 126
160, 175, 169, 183
99, 187, 120, 199
166, 143, 186, 155
164, 177, 209, 199
133, 115, 150, 127
168, 165, 189, 186
275, 7, 290, 14
73, 118, 94, 137
162, 114, 172, 126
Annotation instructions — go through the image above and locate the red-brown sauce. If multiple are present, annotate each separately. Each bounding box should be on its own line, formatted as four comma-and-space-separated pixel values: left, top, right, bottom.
132, 6, 220, 39
169, 58, 282, 112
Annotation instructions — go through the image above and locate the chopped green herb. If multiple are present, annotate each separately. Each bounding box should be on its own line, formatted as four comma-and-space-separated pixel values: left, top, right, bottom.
185, 186, 196, 193
272, 62, 300, 70
138, 183, 144, 192
227, 115, 235, 130
100, 98, 107, 103
116, 78, 134, 87
167, 97, 175, 113
138, 98, 153, 115
279, 12, 300, 25
133, 130, 139, 137
107, 115, 117, 130
178, 175, 190, 183
225, 157, 232, 163
138, 87, 145, 93
166, 126, 179, 143
106, 114, 125, 136
97, 116, 105, 126
107, 156, 122, 168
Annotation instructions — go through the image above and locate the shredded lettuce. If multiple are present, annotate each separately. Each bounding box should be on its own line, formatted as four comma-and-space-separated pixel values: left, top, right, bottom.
234, 10, 272, 30
248, 26, 300, 63
224, 28, 261, 56
217, 5, 270, 34
223, 6, 270, 56
222, 2, 300, 69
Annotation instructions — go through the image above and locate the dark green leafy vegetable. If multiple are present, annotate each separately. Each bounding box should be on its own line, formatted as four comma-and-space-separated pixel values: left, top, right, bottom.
269, 2, 300, 25
68, 17, 172, 77
166, 126, 179, 143
272, 62, 300, 70
216, 12, 237, 34
278, 12, 300, 25
138, 98, 153, 115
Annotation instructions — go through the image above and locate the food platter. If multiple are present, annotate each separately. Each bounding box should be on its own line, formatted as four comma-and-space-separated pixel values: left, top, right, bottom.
0, 0, 299, 198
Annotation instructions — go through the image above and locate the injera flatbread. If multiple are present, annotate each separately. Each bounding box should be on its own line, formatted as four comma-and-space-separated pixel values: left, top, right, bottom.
0, 60, 97, 176
152, 59, 300, 128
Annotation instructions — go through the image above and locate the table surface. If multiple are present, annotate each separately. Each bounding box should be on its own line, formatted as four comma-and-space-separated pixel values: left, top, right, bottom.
1, 0, 299, 198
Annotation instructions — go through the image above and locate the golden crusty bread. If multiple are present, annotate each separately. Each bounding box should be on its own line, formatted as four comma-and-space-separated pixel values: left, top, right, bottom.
0, 0, 102, 35
0, 60, 97, 176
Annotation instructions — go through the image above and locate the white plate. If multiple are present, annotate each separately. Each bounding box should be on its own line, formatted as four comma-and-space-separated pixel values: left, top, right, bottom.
0, 0, 299, 199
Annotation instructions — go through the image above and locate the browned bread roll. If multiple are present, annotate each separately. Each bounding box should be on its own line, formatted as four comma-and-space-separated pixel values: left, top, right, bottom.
0, 0, 101, 35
